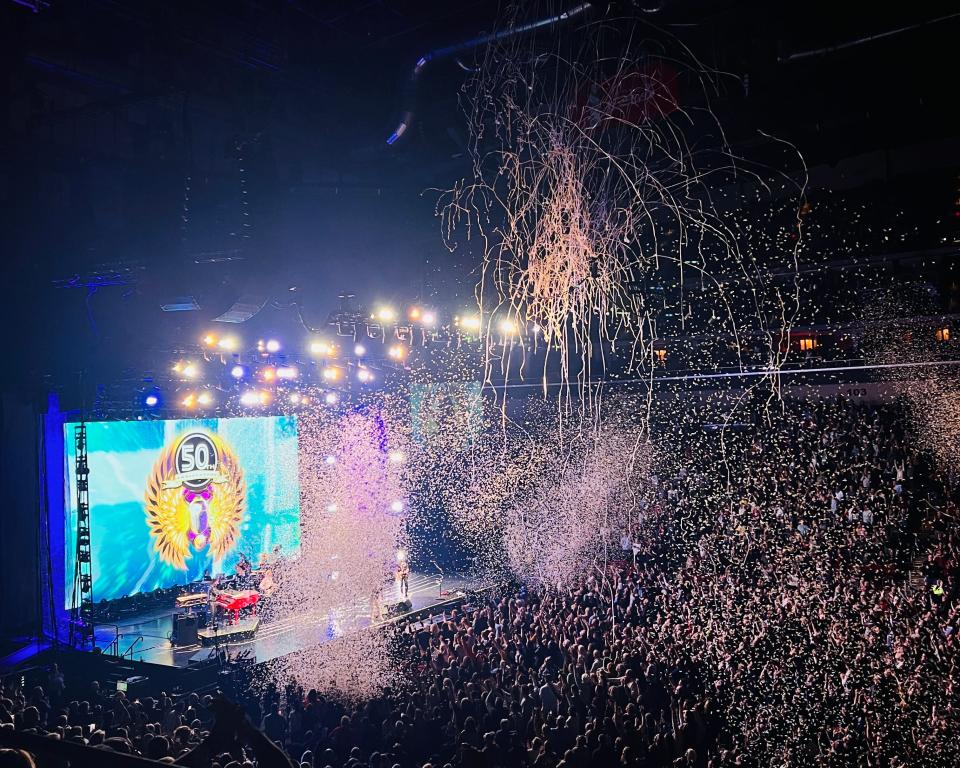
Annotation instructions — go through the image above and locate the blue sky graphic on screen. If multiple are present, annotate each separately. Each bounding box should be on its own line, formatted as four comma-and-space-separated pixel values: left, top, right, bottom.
64, 416, 300, 607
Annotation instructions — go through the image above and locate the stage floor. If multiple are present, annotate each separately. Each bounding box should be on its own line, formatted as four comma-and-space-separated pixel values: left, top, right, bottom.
93, 571, 477, 669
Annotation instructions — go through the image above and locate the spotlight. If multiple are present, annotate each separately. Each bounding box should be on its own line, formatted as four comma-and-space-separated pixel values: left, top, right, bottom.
354, 343, 366, 357
421, 311, 437, 327
460, 315, 481, 331
322, 367, 340, 381
172, 362, 183, 373
408, 306, 422, 321
182, 363, 199, 379
390, 500, 404, 513
310, 339, 335, 356
181, 393, 197, 408
144, 394, 159, 408
388, 449, 405, 464
326, 503, 338, 512
203, 333, 217, 347
261, 367, 277, 382
197, 392, 213, 406
387, 344, 407, 360
258, 390, 271, 405
265, 339, 281, 353
324, 391, 339, 405
375, 306, 396, 323
240, 391, 260, 406
325, 455, 337, 465
498, 318, 518, 336
396, 548, 407, 562
218, 336, 238, 351
289, 392, 302, 404
276, 366, 298, 380
357, 368, 373, 383
230, 365, 246, 379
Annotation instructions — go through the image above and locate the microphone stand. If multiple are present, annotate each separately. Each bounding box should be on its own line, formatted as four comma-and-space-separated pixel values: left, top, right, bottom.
431, 560, 445, 597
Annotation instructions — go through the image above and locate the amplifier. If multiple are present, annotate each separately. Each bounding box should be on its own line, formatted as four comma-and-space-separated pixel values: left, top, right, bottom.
171, 613, 199, 646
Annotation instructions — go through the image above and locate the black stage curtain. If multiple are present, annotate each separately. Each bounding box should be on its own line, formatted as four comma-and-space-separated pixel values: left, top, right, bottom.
0, 390, 42, 638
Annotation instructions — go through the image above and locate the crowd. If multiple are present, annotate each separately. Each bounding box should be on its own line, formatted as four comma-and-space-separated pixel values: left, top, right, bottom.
2, 397, 957, 767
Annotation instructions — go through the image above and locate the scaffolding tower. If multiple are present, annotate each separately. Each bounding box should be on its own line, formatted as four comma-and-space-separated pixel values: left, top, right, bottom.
69, 423, 94, 647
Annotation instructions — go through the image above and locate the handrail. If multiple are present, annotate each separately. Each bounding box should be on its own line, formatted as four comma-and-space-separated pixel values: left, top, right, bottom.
121, 635, 144, 660
97, 623, 122, 655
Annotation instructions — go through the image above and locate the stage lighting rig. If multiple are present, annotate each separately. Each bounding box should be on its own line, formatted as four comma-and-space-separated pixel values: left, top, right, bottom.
457, 315, 482, 332
374, 306, 397, 323
309, 339, 336, 357
498, 318, 519, 336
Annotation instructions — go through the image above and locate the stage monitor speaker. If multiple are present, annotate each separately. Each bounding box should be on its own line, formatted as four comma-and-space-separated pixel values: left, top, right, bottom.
172, 614, 199, 646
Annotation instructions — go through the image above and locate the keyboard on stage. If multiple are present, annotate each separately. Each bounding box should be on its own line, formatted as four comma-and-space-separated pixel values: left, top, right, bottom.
175, 593, 207, 609
215, 589, 260, 623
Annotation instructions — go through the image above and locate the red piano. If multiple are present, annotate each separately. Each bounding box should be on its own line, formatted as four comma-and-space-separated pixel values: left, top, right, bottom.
215, 589, 259, 624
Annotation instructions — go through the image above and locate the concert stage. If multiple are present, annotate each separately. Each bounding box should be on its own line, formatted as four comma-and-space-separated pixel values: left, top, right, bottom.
90, 571, 480, 670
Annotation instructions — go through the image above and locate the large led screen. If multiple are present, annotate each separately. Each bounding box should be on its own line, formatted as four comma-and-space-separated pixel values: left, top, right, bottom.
63, 416, 300, 607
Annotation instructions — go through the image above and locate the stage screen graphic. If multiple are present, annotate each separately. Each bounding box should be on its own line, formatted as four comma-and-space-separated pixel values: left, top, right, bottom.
63, 416, 300, 607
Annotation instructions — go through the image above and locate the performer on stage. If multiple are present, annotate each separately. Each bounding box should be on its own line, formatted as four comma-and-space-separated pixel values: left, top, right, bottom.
397, 558, 410, 599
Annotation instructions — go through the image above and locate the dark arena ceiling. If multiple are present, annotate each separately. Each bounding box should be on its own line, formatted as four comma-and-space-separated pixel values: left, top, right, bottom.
1, 0, 957, 405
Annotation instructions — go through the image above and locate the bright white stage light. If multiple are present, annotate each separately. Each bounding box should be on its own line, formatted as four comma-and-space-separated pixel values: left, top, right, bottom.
240, 391, 260, 406
218, 336, 238, 351
357, 368, 373, 383
375, 306, 397, 322
388, 449, 405, 464
325, 455, 337, 465
231, 365, 245, 379
327, 503, 338, 512
322, 367, 340, 381
276, 366, 298, 380
289, 393, 302, 404
396, 548, 407, 562
197, 392, 213, 406
354, 343, 366, 357
460, 315, 481, 331
390, 500, 404, 513
144, 395, 159, 407
265, 339, 281, 353
421, 311, 436, 327
310, 339, 334, 356
182, 363, 199, 379
324, 391, 339, 405
498, 318, 518, 335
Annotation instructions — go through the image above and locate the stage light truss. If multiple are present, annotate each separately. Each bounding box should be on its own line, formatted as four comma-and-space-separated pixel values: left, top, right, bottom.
69, 423, 95, 648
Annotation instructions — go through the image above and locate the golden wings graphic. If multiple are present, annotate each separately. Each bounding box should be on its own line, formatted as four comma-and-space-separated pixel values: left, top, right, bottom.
144, 432, 246, 570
